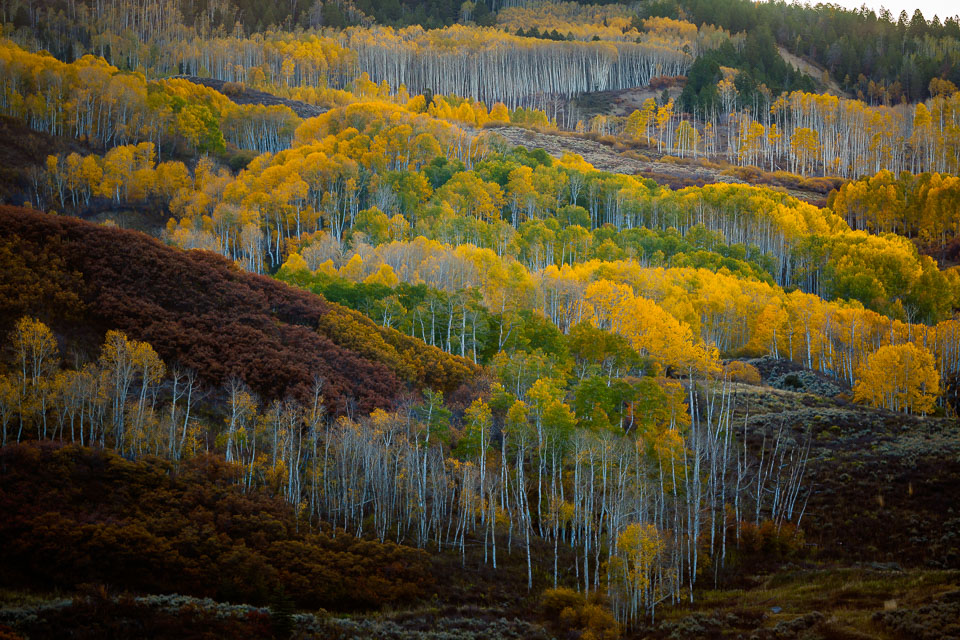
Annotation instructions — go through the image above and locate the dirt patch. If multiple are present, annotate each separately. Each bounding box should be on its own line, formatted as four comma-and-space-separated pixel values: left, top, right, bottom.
482, 124, 829, 203
174, 76, 328, 119
777, 46, 850, 98
485, 123, 743, 181
746, 355, 850, 397
570, 84, 685, 120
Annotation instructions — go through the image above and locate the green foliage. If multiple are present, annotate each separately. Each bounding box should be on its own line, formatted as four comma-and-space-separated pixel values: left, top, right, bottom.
174, 103, 227, 154
414, 388, 452, 444
678, 0, 960, 101
1, 207, 477, 413
680, 33, 815, 113
423, 156, 466, 190
572, 376, 639, 432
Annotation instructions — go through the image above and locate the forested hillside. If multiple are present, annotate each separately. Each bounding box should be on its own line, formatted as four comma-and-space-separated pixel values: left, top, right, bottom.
0, 206, 476, 410
1, 0, 959, 638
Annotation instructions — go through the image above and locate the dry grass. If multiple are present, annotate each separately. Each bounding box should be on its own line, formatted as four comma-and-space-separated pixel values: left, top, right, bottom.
651, 568, 959, 640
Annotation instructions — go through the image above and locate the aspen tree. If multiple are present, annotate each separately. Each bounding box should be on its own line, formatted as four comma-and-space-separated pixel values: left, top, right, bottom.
854, 343, 940, 414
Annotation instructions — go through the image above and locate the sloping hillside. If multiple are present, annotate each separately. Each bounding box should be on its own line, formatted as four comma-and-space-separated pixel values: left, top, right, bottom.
173, 76, 328, 119
0, 207, 478, 413
0, 442, 432, 611
730, 377, 960, 568
777, 45, 849, 98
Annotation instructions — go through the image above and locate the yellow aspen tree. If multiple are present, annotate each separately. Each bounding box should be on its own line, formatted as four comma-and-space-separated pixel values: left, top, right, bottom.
853, 343, 940, 414
738, 120, 764, 167
654, 99, 674, 153
674, 120, 700, 158
79, 155, 103, 205
612, 522, 667, 623
767, 123, 781, 171
790, 127, 820, 176
639, 99, 657, 146
489, 102, 510, 123
363, 263, 400, 287
0, 375, 16, 446
911, 102, 932, 173
339, 253, 364, 281
12, 317, 59, 387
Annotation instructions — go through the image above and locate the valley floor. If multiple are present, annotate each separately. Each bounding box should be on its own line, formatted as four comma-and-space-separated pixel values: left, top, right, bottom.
3, 567, 958, 639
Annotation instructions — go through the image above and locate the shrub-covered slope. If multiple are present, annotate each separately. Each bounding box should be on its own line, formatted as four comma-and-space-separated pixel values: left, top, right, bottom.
733, 381, 960, 568
0, 442, 433, 611
0, 206, 478, 413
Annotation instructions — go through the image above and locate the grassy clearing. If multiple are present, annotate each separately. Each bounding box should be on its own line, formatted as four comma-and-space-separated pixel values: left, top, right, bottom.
650, 567, 960, 639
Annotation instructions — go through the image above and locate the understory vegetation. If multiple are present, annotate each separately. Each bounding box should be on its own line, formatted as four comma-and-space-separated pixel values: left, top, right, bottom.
1, 0, 959, 637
